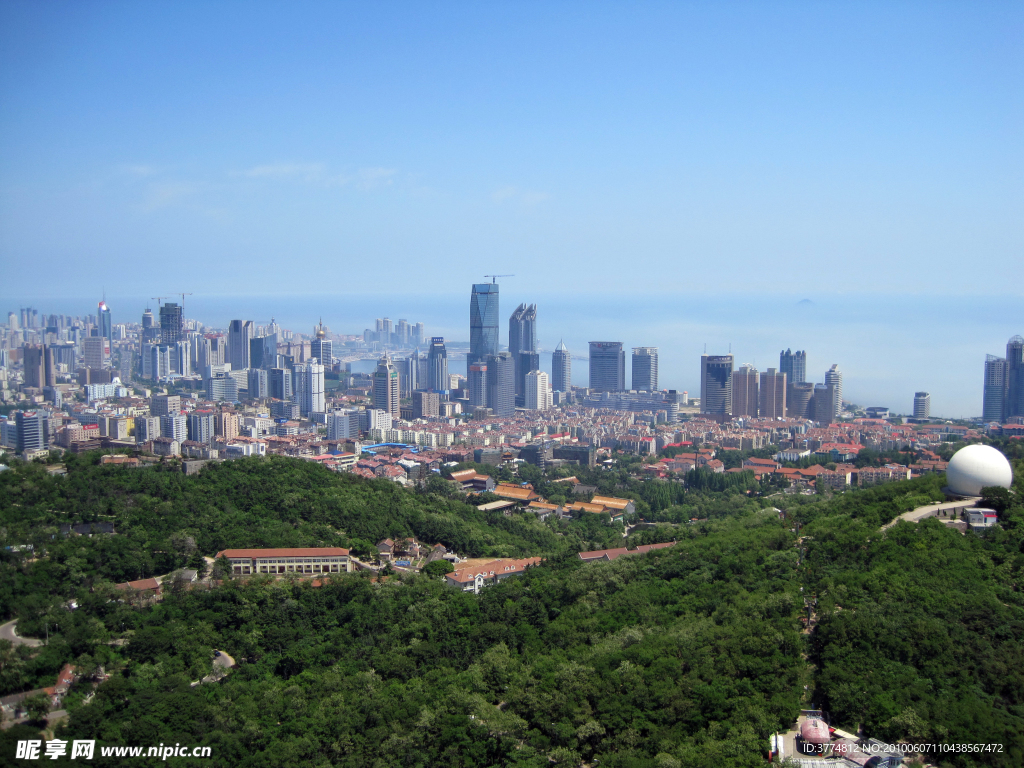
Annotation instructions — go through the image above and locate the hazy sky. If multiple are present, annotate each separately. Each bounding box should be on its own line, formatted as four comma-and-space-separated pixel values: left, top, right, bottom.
1, 1, 1020, 299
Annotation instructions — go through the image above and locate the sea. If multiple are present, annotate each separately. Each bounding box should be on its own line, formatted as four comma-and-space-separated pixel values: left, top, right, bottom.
3, 290, 1020, 420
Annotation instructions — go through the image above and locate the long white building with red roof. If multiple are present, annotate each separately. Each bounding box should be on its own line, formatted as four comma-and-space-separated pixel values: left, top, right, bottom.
215, 547, 352, 576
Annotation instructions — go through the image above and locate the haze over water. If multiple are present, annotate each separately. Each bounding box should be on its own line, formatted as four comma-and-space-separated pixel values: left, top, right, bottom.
4, 289, 1017, 419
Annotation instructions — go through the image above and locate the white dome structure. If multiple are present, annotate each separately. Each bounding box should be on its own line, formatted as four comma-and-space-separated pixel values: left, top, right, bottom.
946, 445, 1013, 497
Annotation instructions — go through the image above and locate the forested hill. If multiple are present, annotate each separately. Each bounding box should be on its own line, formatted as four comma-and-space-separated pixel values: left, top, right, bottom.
1, 450, 1023, 766
0, 453, 633, 614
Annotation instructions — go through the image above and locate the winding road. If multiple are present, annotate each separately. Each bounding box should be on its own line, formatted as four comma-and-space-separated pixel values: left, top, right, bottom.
0, 619, 43, 648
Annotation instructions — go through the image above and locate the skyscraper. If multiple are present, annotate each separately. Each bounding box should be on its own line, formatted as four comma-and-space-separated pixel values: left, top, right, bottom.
269, 367, 292, 401
983, 354, 1007, 422
813, 384, 839, 425
913, 392, 931, 419
731, 364, 759, 417
469, 362, 488, 407
82, 337, 108, 370
311, 321, 332, 366
427, 337, 448, 393
395, 356, 417, 397
779, 349, 807, 384
372, 354, 400, 417
589, 342, 625, 392
525, 370, 552, 411
1006, 335, 1024, 421
700, 354, 734, 415
788, 382, 815, 418
159, 303, 184, 345
229, 320, 254, 370
631, 347, 659, 392
469, 282, 500, 367
552, 340, 571, 393
758, 368, 787, 419
98, 300, 112, 340
22, 345, 45, 389
509, 303, 538, 403
293, 363, 326, 416
485, 352, 515, 417
824, 364, 843, 418
516, 352, 540, 406
247, 368, 269, 399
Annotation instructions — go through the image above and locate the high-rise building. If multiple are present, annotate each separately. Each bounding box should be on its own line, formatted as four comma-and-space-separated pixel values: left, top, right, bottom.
22, 345, 45, 389
15, 411, 47, 454
413, 322, 425, 348
413, 390, 441, 418
525, 370, 552, 411
983, 354, 1007, 422
188, 411, 215, 444
311, 321, 332, 366
780, 349, 807, 384
427, 337, 448, 394
631, 347, 659, 392
141, 308, 154, 330
372, 354, 400, 417
589, 342, 625, 392
228, 320, 254, 370
758, 368, 787, 419
913, 392, 931, 419
151, 394, 181, 416
485, 352, 515, 417
788, 382, 815, 418
205, 374, 239, 403
135, 416, 161, 443
82, 337, 109, 370
469, 282, 500, 367
381, 318, 393, 343
700, 354, 733, 415
552, 340, 571, 393
396, 319, 410, 346
98, 301, 112, 341
468, 363, 488, 407
1006, 335, 1024, 421
394, 356, 417, 397
824, 364, 843, 418
516, 351, 540, 405
509, 303, 538, 401
160, 413, 187, 442
293, 363, 326, 416
327, 410, 359, 440
247, 368, 269, 399
269, 367, 292, 401
731, 364, 759, 417
813, 384, 839, 425
159, 303, 184, 345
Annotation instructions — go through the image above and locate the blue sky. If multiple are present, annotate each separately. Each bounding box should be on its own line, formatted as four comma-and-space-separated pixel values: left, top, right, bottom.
0, 2, 1022, 415
1, 1, 1020, 298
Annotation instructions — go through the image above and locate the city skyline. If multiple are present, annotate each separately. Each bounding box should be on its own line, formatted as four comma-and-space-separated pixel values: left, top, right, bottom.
3, 289, 1020, 419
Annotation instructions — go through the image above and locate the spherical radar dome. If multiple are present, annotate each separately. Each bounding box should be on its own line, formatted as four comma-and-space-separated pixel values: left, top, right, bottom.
946, 445, 1013, 497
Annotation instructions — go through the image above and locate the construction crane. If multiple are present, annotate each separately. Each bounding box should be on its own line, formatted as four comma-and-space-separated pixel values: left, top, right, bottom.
483, 274, 514, 284
179, 292, 193, 312
151, 296, 170, 306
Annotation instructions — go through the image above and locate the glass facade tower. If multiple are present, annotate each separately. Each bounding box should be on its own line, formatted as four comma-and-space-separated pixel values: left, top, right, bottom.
469, 283, 500, 368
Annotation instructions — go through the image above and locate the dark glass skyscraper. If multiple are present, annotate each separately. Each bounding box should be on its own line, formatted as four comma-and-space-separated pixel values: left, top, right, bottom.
552, 341, 571, 393
631, 347, 658, 391
485, 351, 515, 417
779, 349, 806, 384
160, 303, 184, 345
509, 303, 538, 404
1007, 335, 1024, 421
469, 282, 500, 368
98, 301, 112, 340
700, 354, 734, 415
427, 337, 448, 394
589, 342, 625, 392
